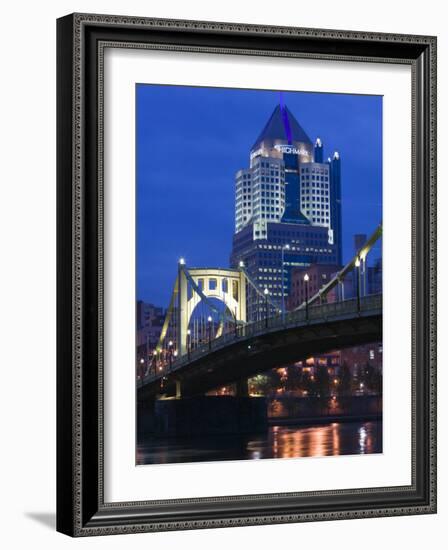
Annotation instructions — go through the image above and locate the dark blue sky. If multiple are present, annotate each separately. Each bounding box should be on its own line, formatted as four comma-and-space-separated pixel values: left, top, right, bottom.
136, 85, 382, 306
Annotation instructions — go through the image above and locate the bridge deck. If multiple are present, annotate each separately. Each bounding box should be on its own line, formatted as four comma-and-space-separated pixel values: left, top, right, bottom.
138, 294, 382, 398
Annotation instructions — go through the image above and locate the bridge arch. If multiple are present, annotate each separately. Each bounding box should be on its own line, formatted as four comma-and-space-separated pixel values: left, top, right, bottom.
178, 268, 246, 355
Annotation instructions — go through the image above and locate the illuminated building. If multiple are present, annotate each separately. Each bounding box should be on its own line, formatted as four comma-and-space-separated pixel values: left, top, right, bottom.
136, 301, 165, 366
287, 263, 341, 309
231, 103, 343, 319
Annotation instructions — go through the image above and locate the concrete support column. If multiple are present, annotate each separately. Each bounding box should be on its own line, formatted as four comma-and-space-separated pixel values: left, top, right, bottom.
235, 378, 249, 397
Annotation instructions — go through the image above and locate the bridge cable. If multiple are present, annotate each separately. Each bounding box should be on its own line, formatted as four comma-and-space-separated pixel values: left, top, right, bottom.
294, 223, 382, 311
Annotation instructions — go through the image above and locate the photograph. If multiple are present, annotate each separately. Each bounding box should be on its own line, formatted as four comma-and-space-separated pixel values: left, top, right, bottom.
53, 8, 436, 538
135, 84, 383, 465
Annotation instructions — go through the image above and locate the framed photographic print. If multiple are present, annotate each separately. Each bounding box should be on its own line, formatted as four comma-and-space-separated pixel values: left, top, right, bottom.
56, 13, 437, 536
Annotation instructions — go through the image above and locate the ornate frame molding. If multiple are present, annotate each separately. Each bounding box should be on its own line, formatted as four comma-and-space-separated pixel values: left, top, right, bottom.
57, 13, 437, 536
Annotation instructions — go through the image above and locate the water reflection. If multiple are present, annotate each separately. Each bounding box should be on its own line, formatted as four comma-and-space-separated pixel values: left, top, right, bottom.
137, 420, 382, 465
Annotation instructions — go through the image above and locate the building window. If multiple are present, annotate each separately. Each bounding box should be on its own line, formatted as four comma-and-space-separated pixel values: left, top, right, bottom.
208, 278, 217, 291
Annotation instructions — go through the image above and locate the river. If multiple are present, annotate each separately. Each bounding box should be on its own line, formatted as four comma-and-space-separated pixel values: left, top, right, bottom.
136, 420, 382, 465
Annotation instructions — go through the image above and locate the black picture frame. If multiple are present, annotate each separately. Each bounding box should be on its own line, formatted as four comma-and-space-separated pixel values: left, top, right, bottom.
56, 13, 437, 536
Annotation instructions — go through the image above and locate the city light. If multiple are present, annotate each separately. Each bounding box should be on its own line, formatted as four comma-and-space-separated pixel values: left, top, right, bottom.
135, 98, 383, 465
281, 244, 291, 323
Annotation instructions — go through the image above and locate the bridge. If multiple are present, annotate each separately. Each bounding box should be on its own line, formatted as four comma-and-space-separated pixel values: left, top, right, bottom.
138, 224, 382, 401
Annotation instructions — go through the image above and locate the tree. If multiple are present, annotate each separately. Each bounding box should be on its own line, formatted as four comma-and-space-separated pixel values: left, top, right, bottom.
249, 370, 283, 396
339, 362, 353, 396
360, 362, 381, 394
301, 370, 314, 396
369, 367, 382, 395
314, 365, 331, 399
284, 365, 304, 393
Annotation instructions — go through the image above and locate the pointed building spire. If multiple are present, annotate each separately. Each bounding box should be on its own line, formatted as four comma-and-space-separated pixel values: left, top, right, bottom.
251, 104, 312, 152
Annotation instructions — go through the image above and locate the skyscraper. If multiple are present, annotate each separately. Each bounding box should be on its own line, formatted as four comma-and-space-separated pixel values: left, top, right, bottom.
231, 103, 343, 320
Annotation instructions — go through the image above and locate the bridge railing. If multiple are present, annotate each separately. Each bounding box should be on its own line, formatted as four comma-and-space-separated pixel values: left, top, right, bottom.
141, 294, 382, 385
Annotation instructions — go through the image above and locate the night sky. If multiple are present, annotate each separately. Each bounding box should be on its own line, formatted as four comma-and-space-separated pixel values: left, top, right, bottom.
136, 85, 382, 307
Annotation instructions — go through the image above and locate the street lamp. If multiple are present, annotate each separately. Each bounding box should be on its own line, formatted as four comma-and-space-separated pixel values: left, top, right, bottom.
207, 315, 213, 350
264, 288, 269, 328
153, 349, 158, 375
355, 257, 361, 312
238, 260, 245, 269
138, 357, 144, 384
304, 273, 310, 321
187, 328, 191, 360
281, 244, 290, 323
168, 340, 173, 369
178, 257, 185, 265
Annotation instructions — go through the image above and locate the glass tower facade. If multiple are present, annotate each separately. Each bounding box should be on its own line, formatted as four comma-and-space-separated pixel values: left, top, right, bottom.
231, 103, 343, 321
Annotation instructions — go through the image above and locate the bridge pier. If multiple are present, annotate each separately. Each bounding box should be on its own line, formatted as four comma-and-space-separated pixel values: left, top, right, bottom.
153, 396, 268, 437
136, 396, 156, 436
235, 378, 249, 397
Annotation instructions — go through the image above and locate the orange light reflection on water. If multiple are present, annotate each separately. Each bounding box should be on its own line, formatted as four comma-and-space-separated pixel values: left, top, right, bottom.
260, 422, 378, 459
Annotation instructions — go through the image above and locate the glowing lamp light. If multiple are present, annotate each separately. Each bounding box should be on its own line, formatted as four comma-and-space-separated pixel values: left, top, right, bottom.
187, 329, 191, 335
178, 257, 185, 265
264, 288, 269, 295
168, 340, 173, 347
207, 315, 213, 323
355, 257, 361, 268
173, 350, 178, 357
239, 260, 245, 268
304, 273, 310, 282
139, 358, 144, 364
